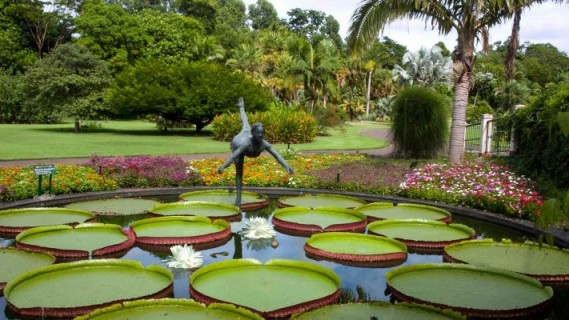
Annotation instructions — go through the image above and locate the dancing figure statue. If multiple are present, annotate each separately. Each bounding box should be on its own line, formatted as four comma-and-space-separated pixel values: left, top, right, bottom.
217, 97, 294, 207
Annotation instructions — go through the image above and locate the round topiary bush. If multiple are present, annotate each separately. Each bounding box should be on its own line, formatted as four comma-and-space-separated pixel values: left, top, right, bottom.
391, 86, 449, 158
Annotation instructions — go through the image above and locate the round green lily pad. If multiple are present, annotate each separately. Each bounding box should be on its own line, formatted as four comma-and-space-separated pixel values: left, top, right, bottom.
272, 206, 367, 236
4, 259, 173, 319
190, 258, 341, 318
179, 190, 269, 211
0, 207, 96, 237
444, 239, 569, 284
75, 299, 264, 320
367, 220, 475, 251
15, 223, 135, 259
0, 248, 55, 295
304, 232, 407, 267
64, 198, 160, 216
277, 193, 367, 208
386, 263, 553, 318
148, 201, 241, 221
130, 216, 231, 250
356, 202, 452, 223
290, 301, 466, 320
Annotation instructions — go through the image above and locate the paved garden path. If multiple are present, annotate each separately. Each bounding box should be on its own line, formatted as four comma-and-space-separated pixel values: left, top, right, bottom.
0, 127, 393, 167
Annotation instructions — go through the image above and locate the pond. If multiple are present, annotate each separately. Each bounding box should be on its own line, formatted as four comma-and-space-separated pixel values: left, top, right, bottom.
1, 191, 568, 319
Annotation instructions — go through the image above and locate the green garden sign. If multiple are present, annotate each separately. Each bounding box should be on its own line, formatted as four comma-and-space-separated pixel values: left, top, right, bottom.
33, 165, 56, 196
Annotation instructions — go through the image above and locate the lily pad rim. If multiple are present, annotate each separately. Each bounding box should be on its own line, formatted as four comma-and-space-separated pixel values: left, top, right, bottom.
148, 200, 240, 214
290, 301, 466, 320
368, 219, 475, 236
273, 206, 367, 221
179, 189, 268, 200
190, 258, 341, 287
355, 202, 452, 216
306, 231, 408, 252
4, 258, 174, 299
74, 298, 264, 320
15, 222, 125, 242
130, 216, 230, 229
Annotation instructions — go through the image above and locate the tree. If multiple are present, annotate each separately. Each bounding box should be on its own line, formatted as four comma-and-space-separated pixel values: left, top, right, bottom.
108, 60, 272, 132
347, 0, 563, 163
0, 9, 37, 72
392, 46, 452, 88
213, 0, 251, 52
74, 0, 150, 74
3, 0, 73, 58
23, 43, 112, 131
247, 0, 280, 30
175, 0, 218, 33
520, 43, 569, 87
137, 9, 204, 63
285, 8, 342, 48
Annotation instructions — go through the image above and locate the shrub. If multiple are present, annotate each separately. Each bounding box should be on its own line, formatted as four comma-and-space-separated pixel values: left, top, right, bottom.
390, 86, 449, 158
466, 100, 494, 124
211, 105, 318, 144
511, 83, 569, 189
87, 155, 204, 188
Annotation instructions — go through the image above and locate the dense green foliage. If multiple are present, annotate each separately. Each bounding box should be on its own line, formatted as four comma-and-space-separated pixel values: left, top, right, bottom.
23, 43, 112, 128
211, 104, 318, 143
511, 83, 569, 189
107, 60, 272, 132
390, 86, 449, 158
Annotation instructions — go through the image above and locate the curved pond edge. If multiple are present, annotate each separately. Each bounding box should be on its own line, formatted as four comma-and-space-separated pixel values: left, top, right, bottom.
1, 186, 567, 248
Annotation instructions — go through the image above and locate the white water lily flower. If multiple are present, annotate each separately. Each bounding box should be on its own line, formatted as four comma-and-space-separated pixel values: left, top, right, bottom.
164, 244, 203, 269
242, 217, 276, 240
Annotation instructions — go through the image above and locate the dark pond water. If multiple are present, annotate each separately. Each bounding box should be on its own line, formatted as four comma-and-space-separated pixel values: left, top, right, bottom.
1, 193, 567, 319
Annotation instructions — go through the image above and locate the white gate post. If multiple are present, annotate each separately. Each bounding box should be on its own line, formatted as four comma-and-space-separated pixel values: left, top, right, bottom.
480, 114, 493, 155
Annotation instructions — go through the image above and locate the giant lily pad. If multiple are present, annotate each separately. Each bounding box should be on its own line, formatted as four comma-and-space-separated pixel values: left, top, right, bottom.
190, 258, 341, 318
356, 202, 452, 223
386, 263, 553, 318
277, 193, 366, 208
304, 232, 407, 267
367, 220, 475, 251
179, 190, 269, 211
0, 207, 96, 237
290, 301, 466, 320
272, 206, 367, 236
0, 248, 55, 295
444, 239, 569, 284
149, 201, 241, 222
15, 223, 135, 259
64, 198, 160, 216
4, 259, 173, 318
75, 299, 264, 320
130, 216, 231, 250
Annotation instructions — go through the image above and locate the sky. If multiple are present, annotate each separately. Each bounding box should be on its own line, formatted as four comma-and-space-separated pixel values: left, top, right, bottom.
243, 0, 569, 54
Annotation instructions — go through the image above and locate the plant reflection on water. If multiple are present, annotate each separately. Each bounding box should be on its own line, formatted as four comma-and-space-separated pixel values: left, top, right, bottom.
0, 195, 568, 320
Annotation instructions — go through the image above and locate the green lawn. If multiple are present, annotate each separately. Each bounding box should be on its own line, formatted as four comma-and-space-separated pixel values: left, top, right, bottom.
0, 120, 390, 160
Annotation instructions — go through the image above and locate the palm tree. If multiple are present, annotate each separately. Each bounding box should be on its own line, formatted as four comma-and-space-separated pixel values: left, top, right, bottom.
392, 46, 452, 88
347, 0, 562, 163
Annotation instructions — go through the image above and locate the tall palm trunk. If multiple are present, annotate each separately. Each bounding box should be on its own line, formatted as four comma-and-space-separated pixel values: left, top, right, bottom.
505, 9, 522, 81
448, 36, 475, 163
365, 70, 372, 118
449, 72, 471, 163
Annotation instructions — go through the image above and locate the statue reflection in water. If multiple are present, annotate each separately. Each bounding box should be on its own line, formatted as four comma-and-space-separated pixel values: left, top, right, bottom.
217, 97, 294, 207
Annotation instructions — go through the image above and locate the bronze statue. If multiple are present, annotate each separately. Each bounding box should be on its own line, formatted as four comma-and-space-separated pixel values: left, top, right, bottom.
217, 97, 294, 207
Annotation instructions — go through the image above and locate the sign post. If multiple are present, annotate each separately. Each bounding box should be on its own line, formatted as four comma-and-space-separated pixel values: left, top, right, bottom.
33, 165, 57, 196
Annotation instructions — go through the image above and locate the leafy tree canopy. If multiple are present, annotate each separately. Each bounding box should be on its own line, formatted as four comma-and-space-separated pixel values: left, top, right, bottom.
108, 60, 273, 132
23, 43, 112, 129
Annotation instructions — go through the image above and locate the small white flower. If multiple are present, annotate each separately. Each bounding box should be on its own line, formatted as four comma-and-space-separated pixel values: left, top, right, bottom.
163, 244, 203, 269
242, 217, 276, 240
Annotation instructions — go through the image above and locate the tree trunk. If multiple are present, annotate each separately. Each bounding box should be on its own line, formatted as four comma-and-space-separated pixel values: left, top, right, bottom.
505, 8, 521, 81
74, 117, 81, 133
448, 71, 470, 163
365, 70, 372, 118
448, 35, 474, 163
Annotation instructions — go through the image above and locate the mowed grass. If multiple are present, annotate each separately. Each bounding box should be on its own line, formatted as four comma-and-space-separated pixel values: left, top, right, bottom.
0, 120, 390, 160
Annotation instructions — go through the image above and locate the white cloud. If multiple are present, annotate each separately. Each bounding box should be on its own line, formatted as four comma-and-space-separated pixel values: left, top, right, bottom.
243, 0, 569, 54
